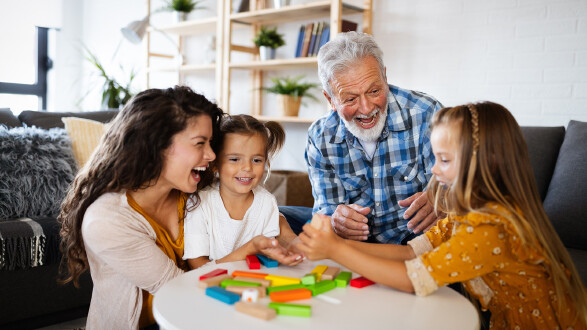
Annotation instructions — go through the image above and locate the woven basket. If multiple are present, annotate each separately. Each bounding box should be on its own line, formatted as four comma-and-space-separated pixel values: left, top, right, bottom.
277, 94, 302, 117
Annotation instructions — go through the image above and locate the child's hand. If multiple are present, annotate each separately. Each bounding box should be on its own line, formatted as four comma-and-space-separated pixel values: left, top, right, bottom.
252, 236, 303, 266
298, 214, 343, 260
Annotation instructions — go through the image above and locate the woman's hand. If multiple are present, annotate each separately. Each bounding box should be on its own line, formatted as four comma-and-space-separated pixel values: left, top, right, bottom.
252, 236, 303, 266
298, 214, 344, 260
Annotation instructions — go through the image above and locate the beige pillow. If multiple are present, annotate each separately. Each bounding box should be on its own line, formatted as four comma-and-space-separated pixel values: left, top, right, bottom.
62, 117, 106, 168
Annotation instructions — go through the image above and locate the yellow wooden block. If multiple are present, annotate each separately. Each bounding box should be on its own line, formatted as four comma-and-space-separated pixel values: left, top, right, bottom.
265, 274, 301, 286
311, 265, 328, 281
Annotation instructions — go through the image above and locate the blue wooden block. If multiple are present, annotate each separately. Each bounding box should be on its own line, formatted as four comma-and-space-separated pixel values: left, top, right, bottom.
205, 286, 240, 305
256, 254, 278, 268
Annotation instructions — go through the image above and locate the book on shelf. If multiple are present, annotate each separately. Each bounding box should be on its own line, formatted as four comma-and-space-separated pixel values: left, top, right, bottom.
318, 24, 330, 51
341, 19, 358, 33
307, 22, 319, 57
300, 22, 314, 57
310, 22, 325, 56
295, 25, 305, 57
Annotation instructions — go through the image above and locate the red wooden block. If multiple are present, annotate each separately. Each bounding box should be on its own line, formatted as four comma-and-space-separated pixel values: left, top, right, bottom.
199, 268, 228, 281
269, 288, 312, 302
350, 276, 375, 288
246, 255, 261, 270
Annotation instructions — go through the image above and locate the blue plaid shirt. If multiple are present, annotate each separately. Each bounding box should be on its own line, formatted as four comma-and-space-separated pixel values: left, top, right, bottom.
305, 84, 442, 244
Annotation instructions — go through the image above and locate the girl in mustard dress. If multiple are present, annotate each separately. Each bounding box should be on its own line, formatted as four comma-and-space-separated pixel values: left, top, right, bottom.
299, 101, 587, 329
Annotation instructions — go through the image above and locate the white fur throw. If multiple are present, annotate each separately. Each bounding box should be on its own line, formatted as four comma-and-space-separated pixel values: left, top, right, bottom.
0, 126, 77, 219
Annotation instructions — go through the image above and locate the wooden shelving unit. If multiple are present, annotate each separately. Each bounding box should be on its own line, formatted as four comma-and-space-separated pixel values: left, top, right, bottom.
221, 0, 373, 122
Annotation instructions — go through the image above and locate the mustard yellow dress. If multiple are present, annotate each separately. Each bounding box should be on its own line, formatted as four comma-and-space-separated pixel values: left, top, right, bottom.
127, 191, 190, 328
405, 203, 584, 329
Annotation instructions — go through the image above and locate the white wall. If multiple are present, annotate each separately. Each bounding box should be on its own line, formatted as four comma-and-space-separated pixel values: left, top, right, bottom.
48, 0, 587, 171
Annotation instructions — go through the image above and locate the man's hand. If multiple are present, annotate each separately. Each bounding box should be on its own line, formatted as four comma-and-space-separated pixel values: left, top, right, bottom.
331, 204, 371, 241
398, 192, 437, 234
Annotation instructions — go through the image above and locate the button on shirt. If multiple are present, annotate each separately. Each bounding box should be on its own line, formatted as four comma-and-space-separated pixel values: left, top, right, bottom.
305, 84, 442, 243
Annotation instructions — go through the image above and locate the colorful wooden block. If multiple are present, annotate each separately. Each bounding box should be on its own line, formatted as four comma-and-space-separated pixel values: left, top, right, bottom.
198, 274, 232, 289
256, 254, 278, 268
350, 276, 375, 288
268, 302, 311, 317
335, 271, 352, 287
205, 286, 240, 305
225, 285, 266, 298
310, 265, 328, 281
220, 279, 261, 289
246, 255, 261, 269
235, 302, 277, 320
265, 274, 301, 286
266, 283, 307, 294
199, 268, 228, 281
233, 276, 271, 287
307, 280, 335, 296
269, 288, 312, 302
241, 288, 259, 302
231, 270, 269, 279
301, 273, 317, 285
321, 266, 340, 280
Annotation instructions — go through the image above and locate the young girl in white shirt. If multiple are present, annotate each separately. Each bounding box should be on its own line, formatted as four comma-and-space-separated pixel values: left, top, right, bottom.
184, 114, 300, 269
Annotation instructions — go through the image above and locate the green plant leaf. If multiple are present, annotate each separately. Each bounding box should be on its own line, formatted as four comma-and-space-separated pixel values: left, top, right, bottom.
166, 0, 205, 13
253, 26, 285, 49
261, 75, 319, 101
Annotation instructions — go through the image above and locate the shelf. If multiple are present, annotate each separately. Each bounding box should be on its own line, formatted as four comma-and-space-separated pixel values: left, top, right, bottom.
151, 17, 218, 36
230, 57, 317, 70
231, 1, 364, 26
256, 115, 317, 124
147, 63, 216, 73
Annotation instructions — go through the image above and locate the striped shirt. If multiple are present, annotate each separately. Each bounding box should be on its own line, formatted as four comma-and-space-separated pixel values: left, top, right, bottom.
305, 84, 442, 243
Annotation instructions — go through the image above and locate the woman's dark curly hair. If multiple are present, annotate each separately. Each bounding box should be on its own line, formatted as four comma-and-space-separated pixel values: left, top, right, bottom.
58, 86, 224, 287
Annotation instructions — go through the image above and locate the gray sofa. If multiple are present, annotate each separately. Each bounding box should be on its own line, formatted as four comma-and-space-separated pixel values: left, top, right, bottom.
0, 108, 118, 329
0, 107, 585, 328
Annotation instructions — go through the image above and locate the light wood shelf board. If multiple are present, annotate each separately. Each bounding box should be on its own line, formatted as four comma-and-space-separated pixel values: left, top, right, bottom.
231, 1, 363, 25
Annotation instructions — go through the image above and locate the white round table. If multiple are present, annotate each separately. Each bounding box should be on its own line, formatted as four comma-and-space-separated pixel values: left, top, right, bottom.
153, 259, 480, 330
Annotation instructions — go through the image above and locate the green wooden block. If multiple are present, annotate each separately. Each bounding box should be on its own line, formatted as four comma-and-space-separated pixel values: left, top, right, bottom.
301, 273, 317, 285
266, 283, 306, 293
335, 271, 352, 287
313, 280, 335, 295
268, 302, 311, 317
220, 279, 262, 289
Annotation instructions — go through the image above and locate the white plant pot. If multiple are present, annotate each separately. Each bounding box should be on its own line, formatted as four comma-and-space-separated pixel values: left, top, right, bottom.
273, 0, 291, 8
259, 46, 276, 61
176, 11, 188, 22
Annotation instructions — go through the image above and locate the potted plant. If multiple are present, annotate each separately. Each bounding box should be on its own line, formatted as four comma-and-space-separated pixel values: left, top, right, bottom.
262, 76, 319, 116
165, 0, 206, 21
253, 26, 285, 61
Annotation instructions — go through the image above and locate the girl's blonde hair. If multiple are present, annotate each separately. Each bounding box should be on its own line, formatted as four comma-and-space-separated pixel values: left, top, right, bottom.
213, 114, 285, 182
427, 101, 586, 325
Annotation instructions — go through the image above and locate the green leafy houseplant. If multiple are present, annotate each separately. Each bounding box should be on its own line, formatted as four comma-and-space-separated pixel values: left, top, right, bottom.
166, 0, 205, 12
262, 76, 319, 116
83, 48, 135, 109
253, 26, 285, 49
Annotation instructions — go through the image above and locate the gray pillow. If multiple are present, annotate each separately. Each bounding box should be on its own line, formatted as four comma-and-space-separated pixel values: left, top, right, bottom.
18, 110, 119, 129
543, 121, 587, 250
0, 108, 21, 128
0, 126, 77, 219
521, 126, 565, 201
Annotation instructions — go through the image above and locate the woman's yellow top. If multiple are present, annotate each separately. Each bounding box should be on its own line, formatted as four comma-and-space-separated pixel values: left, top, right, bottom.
126, 191, 190, 328
406, 203, 584, 329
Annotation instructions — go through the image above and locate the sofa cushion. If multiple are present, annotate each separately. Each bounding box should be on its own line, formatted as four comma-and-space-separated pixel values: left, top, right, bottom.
0, 126, 77, 220
520, 126, 565, 201
62, 117, 107, 167
543, 121, 587, 250
18, 110, 118, 129
0, 108, 21, 128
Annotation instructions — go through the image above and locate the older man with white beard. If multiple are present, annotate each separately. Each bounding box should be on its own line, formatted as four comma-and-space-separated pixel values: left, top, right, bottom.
280, 32, 443, 245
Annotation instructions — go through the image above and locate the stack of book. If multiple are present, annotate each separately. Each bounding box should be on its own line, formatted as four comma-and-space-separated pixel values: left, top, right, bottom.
294, 20, 357, 58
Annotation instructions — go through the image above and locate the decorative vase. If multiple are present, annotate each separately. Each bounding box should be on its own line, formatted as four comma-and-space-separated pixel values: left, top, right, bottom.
273, 0, 291, 9
259, 46, 276, 61
277, 94, 301, 117
176, 11, 188, 22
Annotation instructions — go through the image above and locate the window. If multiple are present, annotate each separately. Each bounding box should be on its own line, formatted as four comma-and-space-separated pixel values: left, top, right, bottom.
0, 26, 51, 114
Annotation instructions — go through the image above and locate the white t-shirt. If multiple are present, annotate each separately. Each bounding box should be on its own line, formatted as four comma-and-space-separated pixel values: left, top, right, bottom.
183, 183, 280, 261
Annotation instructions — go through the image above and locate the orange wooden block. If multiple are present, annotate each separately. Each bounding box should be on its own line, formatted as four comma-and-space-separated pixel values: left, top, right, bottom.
232, 270, 269, 279
235, 302, 276, 320
233, 276, 271, 287
198, 274, 232, 289
269, 288, 312, 302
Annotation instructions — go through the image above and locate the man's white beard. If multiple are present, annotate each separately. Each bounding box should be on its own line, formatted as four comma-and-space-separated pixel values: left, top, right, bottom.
340, 105, 388, 142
